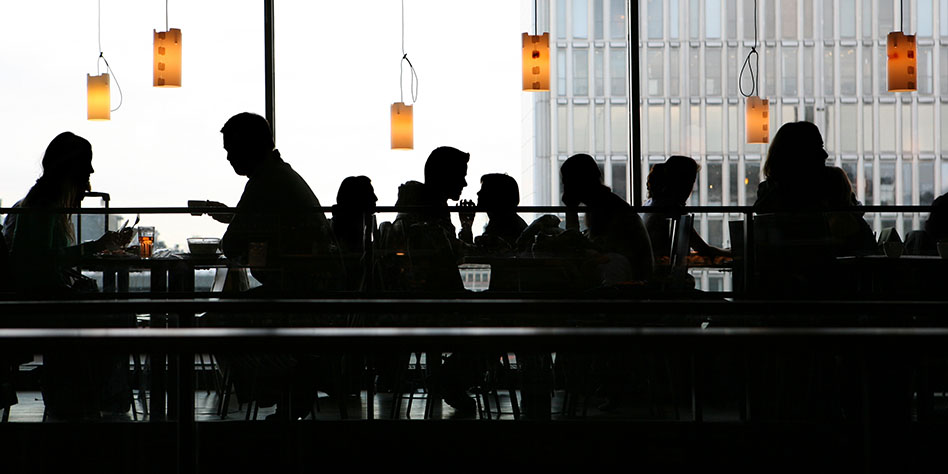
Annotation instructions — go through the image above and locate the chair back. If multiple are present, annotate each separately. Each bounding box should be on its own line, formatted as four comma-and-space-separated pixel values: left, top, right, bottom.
669, 214, 693, 271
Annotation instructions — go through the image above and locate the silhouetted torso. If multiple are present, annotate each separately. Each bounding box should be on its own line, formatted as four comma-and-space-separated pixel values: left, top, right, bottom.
584, 186, 654, 280
221, 151, 335, 292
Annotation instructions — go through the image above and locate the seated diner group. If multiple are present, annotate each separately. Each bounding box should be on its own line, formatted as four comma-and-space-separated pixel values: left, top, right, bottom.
1, 113, 946, 420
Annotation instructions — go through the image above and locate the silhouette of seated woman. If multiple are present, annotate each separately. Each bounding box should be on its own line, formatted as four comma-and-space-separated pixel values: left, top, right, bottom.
331, 175, 377, 291
560, 153, 653, 283
904, 191, 948, 255
458, 173, 528, 252
755, 121, 874, 256
5, 132, 133, 420
5, 132, 131, 293
643, 155, 730, 260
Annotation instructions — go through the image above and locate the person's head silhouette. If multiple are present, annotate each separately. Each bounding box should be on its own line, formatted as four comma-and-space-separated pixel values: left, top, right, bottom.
424, 146, 470, 201
764, 121, 827, 182
335, 175, 377, 212
39, 132, 94, 196
648, 155, 698, 204
560, 153, 602, 205
477, 173, 520, 216
220, 112, 275, 176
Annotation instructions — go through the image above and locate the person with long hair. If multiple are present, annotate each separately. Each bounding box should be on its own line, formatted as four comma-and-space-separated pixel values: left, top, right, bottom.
6, 132, 130, 292
5, 132, 133, 420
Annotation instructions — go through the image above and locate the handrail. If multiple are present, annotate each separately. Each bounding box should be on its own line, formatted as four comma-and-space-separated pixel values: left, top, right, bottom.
0, 205, 938, 214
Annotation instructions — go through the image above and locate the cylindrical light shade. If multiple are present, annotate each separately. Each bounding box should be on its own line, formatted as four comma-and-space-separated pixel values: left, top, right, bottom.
522, 33, 550, 91
154, 28, 182, 87
87, 73, 110, 121
887, 31, 916, 92
391, 102, 413, 149
745, 96, 769, 144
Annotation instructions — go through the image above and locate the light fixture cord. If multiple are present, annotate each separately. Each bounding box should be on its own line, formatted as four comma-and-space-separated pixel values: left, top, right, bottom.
535, 0, 538, 35
166, 0, 169, 31
738, 0, 760, 97
96, 0, 123, 112
399, 0, 419, 104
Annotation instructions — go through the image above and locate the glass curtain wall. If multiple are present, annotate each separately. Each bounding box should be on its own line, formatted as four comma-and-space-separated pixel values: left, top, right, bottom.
634, 0, 945, 244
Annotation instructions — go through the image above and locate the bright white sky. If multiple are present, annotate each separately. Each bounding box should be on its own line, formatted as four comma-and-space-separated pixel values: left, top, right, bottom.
0, 1, 527, 248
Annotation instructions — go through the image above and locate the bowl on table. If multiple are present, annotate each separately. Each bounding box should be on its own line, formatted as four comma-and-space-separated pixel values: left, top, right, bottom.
187, 237, 221, 255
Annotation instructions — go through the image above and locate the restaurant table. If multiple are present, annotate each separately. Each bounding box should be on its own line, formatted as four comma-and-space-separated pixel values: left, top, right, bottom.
835, 255, 948, 297
79, 252, 229, 421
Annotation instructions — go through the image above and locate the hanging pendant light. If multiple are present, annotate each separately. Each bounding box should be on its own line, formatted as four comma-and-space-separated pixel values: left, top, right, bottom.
87, 0, 123, 121
154, 29, 182, 87
87, 73, 110, 120
391, 0, 419, 150
887, 32, 916, 92
391, 102, 413, 149
745, 96, 769, 144
522, 1, 549, 91
154, 1, 182, 87
739, 0, 768, 143
887, 1, 916, 92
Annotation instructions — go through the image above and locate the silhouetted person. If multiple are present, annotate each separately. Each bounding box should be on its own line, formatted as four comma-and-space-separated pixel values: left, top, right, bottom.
561, 153, 653, 282
380, 146, 479, 414
822, 166, 876, 256
208, 112, 337, 293
905, 191, 948, 255
331, 175, 377, 291
643, 156, 730, 259
384, 146, 470, 292
458, 173, 528, 251
207, 113, 334, 420
755, 121, 830, 211
5, 132, 132, 420
5, 132, 131, 292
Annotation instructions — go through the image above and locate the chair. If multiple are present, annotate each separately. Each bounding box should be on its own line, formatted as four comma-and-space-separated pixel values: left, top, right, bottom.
751, 212, 835, 296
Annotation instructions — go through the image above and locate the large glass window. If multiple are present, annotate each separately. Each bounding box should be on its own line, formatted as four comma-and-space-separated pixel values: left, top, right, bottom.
920, 160, 936, 204
648, 105, 665, 153
707, 160, 723, 205
804, 47, 815, 96
727, 47, 738, 96
670, 0, 680, 38
594, 0, 605, 39
918, 47, 934, 95
726, 0, 737, 39
706, 48, 722, 96
648, 0, 663, 39
840, 0, 857, 37
824, 48, 835, 95
670, 103, 681, 153
669, 48, 681, 96
706, 0, 722, 38
689, 48, 700, 96
783, 48, 798, 96
573, 0, 589, 38
862, 45, 873, 96
880, 162, 897, 205
782, 0, 799, 39
690, 0, 700, 39
610, 49, 627, 96
840, 103, 859, 153
840, 46, 857, 95
557, 0, 567, 38
595, 104, 606, 152
574, 104, 590, 152
558, 105, 568, 152
611, 104, 629, 152
610, 0, 626, 39
823, 0, 834, 37
919, 103, 935, 152
594, 49, 605, 96
878, 0, 894, 35
706, 105, 723, 153
557, 50, 567, 96
919, 0, 934, 36
573, 50, 589, 95
880, 104, 897, 152
648, 49, 664, 96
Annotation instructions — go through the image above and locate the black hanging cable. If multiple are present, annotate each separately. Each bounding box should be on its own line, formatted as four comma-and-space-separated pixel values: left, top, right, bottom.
901, 0, 904, 32
95, 0, 123, 112
166, 0, 169, 31
738, 0, 760, 98
399, 0, 419, 104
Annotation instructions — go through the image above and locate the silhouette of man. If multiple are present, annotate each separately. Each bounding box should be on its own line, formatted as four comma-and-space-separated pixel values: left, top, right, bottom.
208, 112, 335, 292
561, 153, 653, 281
207, 112, 333, 420
389, 146, 470, 291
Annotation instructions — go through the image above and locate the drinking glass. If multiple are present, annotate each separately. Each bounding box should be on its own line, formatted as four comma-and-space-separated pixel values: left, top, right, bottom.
138, 226, 156, 259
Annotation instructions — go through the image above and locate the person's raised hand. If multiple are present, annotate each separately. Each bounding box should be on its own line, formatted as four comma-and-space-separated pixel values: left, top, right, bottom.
457, 199, 475, 228
205, 201, 234, 224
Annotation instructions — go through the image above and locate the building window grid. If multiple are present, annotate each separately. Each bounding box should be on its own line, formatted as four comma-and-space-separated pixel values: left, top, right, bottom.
631, 0, 940, 237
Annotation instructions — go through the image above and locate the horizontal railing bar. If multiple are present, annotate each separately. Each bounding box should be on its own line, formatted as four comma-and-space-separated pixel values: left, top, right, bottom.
1, 326, 948, 353
0, 205, 937, 214
0, 297, 945, 317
